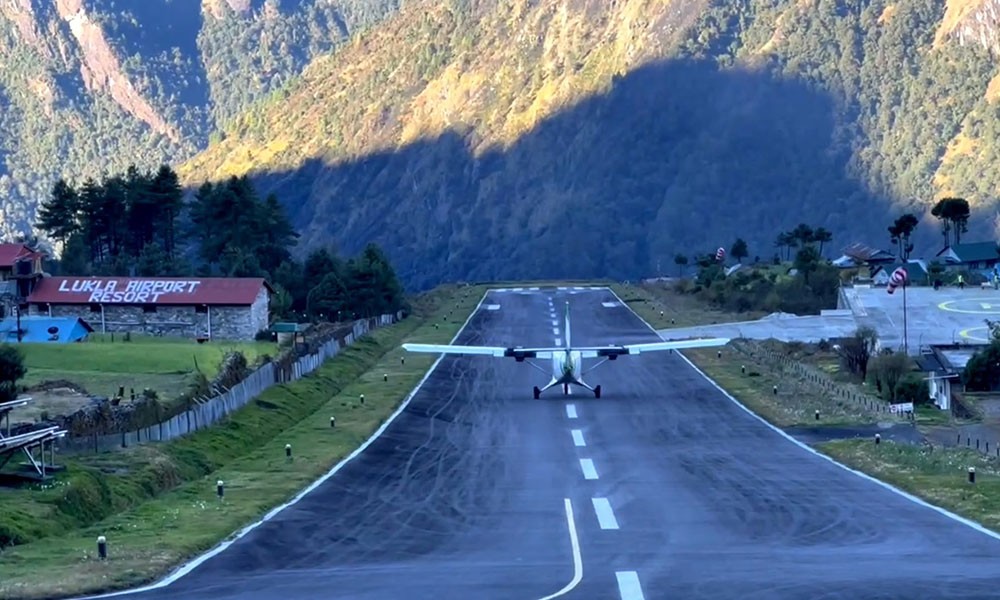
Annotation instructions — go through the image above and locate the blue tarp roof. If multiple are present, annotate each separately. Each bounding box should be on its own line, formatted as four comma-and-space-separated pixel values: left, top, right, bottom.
0, 316, 94, 343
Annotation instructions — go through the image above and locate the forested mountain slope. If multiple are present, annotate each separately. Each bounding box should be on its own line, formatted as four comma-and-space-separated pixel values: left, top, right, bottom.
0, 0, 400, 238
177, 0, 1000, 290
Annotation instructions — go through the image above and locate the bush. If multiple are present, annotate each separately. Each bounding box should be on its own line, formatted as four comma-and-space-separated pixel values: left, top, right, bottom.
0, 344, 26, 403
895, 373, 930, 405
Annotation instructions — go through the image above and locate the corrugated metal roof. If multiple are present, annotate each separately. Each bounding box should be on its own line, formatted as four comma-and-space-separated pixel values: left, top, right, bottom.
0, 243, 35, 267
27, 277, 272, 306
0, 316, 93, 343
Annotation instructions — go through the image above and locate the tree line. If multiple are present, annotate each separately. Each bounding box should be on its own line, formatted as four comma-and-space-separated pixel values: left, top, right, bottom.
35, 166, 406, 323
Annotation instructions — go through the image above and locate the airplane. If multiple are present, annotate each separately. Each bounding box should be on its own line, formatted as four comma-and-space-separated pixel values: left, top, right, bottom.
402, 301, 729, 399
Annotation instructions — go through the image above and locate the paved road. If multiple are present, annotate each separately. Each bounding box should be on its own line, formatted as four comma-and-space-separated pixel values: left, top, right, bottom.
114, 287, 1000, 599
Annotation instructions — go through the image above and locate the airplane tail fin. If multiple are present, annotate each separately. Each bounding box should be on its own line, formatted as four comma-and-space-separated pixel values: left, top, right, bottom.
564, 301, 571, 349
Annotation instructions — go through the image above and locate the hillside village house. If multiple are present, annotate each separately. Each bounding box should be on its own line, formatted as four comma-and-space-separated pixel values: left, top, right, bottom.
26, 276, 272, 340
935, 242, 1000, 271
0, 242, 46, 301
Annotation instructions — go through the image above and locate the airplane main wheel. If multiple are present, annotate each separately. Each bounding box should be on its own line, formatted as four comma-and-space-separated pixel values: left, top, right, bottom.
533, 386, 541, 400
594, 385, 601, 399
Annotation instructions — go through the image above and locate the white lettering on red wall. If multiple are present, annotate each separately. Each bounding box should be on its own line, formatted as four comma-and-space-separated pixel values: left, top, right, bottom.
57, 279, 202, 303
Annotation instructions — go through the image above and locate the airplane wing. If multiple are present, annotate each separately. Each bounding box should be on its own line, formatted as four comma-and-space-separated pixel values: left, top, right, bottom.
574, 338, 730, 358
402, 343, 557, 359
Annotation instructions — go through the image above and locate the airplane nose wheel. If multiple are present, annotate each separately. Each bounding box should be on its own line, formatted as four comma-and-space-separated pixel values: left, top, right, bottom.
533, 386, 541, 400
563, 384, 569, 395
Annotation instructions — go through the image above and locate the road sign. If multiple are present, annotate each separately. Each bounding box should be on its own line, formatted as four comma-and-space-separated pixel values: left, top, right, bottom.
889, 402, 914, 414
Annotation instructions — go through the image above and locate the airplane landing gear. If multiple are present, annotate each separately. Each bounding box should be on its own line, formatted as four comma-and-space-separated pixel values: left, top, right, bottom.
594, 385, 601, 399
563, 384, 569, 395
533, 386, 541, 400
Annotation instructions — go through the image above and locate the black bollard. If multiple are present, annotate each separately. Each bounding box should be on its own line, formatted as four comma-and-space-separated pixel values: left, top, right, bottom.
815, 409, 820, 421
359, 394, 365, 404
384, 373, 388, 382
217, 480, 224, 499
330, 416, 336, 428
285, 444, 292, 459
717, 350, 722, 359
741, 365, 746, 375
97, 535, 107, 560
875, 433, 881, 445
969, 467, 976, 484
773, 385, 777, 396
401, 356, 405, 365
977, 439, 981, 450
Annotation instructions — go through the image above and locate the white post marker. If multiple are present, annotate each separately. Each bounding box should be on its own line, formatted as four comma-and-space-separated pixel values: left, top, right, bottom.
566, 404, 578, 419
592, 497, 619, 530
571, 429, 585, 447
615, 571, 645, 600
579, 458, 599, 480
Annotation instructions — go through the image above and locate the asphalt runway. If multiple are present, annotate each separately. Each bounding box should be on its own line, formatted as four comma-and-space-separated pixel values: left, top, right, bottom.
104, 287, 1000, 599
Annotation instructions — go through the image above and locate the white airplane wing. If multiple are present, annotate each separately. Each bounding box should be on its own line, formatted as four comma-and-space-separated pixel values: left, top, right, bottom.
574, 338, 730, 358
402, 343, 557, 359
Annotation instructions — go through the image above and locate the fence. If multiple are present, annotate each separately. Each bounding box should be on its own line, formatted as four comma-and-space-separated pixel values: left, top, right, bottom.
730, 338, 900, 417
59, 313, 400, 454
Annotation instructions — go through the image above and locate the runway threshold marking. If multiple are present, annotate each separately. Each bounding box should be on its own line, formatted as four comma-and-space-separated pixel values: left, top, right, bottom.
592, 498, 619, 529
580, 458, 599, 480
571, 429, 585, 447
536, 499, 583, 600
566, 404, 577, 419
615, 571, 645, 600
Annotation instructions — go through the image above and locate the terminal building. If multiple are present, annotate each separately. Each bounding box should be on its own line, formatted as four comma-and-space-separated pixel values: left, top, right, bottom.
26, 276, 272, 340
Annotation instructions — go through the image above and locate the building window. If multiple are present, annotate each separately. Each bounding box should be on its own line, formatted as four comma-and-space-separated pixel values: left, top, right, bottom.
195, 305, 208, 314
89, 304, 101, 313
142, 305, 157, 314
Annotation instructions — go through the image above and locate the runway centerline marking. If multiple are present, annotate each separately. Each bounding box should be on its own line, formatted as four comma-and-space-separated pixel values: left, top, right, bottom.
592, 498, 619, 529
555, 338, 562, 346
571, 429, 585, 446
552, 319, 559, 326
553, 327, 560, 335
566, 404, 577, 419
580, 458, 599, 480
536, 499, 583, 600
615, 571, 645, 600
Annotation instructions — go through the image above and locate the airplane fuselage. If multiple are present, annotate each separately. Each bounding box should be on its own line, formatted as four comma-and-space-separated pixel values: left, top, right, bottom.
553, 350, 583, 384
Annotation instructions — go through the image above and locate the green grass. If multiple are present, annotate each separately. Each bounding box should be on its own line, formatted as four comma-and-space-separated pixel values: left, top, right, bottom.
0, 284, 484, 600
821, 439, 1000, 531
17, 337, 278, 405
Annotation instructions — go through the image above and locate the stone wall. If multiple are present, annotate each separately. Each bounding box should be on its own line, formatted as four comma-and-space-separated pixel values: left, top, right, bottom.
29, 300, 266, 340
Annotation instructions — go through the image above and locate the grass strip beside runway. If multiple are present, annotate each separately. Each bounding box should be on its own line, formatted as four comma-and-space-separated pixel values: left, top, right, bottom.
821, 439, 1000, 533
0, 285, 485, 600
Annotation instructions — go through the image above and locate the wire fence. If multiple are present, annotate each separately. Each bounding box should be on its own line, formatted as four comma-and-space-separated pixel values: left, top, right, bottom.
59, 313, 400, 454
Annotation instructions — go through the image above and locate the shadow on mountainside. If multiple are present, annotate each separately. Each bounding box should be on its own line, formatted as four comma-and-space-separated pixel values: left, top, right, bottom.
247, 58, 898, 291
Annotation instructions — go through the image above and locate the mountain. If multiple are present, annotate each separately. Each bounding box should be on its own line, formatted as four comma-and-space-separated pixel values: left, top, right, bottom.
0, 0, 401, 239
179, 0, 1000, 290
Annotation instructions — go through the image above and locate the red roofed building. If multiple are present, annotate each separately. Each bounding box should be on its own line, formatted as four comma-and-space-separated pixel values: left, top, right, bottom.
27, 276, 272, 340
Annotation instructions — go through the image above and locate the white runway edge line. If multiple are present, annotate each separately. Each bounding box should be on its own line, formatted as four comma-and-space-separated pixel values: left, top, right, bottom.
615, 571, 646, 600
566, 404, 578, 419
604, 286, 1000, 544
580, 458, 599, 480
592, 497, 619, 530
571, 429, 585, 447
78, 291, 494, 600
536, 498, 584, 600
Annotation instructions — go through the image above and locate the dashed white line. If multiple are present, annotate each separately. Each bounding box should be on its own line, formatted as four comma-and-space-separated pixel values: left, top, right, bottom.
552, 319, 559, 326
592, 498, 619, 530
571, 429, 585, 446
555, 338, 562, 346
579, 458, 598, 480
536, 499, 583, 600
566, 404, 577, 419
615, 571, 645, 600
553, 327, 560, 335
